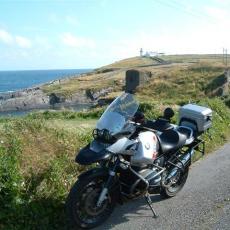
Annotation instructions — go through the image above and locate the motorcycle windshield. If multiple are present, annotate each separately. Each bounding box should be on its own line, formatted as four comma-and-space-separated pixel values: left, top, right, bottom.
96, 93, 139, 135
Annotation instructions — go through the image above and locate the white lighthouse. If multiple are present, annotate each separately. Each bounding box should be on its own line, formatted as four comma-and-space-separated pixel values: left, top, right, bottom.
140, 48, 143, 57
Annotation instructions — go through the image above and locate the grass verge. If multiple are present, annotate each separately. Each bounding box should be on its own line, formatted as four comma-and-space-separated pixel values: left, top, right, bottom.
0, 97, 229, 229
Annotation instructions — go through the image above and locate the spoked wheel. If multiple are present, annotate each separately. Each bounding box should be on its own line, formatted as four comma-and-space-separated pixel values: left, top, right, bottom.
66, 175, 115, 229
160, 167, 189, 198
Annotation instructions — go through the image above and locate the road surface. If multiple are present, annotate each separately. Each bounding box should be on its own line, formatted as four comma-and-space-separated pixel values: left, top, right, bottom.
96, 142, 230, 230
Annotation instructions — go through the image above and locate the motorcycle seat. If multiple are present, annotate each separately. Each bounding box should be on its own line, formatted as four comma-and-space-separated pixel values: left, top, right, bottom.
176, 126, 194, 145
144, 118, 174, 132
158, 129, 187, 154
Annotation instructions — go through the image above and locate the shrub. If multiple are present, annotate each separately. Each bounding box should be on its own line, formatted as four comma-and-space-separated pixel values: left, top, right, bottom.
0, 96, 229, 229
0, 124, 24, 228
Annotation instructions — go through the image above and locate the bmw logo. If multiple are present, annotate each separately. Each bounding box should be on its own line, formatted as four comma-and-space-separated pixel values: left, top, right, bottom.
145, 142, 150, 150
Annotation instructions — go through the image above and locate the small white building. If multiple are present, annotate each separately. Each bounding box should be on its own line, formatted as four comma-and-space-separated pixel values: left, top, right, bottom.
140, 49, 164, 57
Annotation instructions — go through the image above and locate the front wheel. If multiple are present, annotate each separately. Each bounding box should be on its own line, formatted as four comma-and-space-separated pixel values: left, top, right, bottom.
66, 174, 116, 229
160, 167, 189, 198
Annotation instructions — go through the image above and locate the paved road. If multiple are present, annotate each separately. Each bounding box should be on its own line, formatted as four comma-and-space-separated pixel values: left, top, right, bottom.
96, 142, 230, 230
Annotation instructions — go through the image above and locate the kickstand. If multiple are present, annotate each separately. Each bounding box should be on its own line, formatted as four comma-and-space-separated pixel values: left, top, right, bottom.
144, 193, 158, 218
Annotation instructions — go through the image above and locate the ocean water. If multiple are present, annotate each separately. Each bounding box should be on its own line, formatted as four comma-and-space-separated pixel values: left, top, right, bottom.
0, 69, 93, 116
0, 69, 92, 93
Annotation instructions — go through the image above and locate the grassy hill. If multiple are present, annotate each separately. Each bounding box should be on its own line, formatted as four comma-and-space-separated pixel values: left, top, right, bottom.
98, 56, 161, 69
1, 54, 230, 229
42, 55, 229, 103
161, 54, 226, 63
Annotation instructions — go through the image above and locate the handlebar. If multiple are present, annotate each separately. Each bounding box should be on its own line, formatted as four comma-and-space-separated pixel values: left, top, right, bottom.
128, 120, 158, 133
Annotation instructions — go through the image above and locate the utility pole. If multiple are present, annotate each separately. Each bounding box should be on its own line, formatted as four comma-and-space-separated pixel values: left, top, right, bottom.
223, 48, 228, 66
223, 48, 225, 65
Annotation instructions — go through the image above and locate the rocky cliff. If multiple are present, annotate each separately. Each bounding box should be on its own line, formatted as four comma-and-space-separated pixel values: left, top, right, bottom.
205, 69, 230, 97
0, 82, 114, 112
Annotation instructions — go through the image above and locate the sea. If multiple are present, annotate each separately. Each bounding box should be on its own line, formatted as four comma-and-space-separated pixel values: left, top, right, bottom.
0, 69, 91, 93
0, 69, 92, 116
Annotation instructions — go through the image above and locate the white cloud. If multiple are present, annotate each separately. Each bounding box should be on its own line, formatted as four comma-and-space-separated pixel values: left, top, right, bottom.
15, 36, 32, 48
0, 29, 13, 44
61, 33, 95, 48
214, 0, 230, 6
98, 22, 230, 63
205, 6, 229, 20
0, 28, 32, 49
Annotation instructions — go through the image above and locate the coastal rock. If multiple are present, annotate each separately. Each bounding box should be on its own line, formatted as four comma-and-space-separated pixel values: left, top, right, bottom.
85, 87, 113, 101
0, 88, 49, 112
49, 93, 66, 105
205, 69, 230, 97
0, 84, 113, 112
0, 68, 123, 113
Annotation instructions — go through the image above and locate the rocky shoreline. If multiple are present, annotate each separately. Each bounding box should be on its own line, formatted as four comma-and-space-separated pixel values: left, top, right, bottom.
0, 87, 49, 112
1, 62, 229, 114
0, 78, 114, 113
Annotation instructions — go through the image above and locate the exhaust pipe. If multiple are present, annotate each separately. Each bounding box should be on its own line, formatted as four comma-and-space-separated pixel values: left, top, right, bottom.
165, 148, 195, 181
180, 148, 195, 167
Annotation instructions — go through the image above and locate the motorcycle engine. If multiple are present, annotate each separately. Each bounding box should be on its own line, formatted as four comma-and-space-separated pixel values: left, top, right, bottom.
119, 166, 161, 197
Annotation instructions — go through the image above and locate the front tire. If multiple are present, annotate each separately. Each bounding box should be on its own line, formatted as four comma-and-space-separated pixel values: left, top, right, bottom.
66, 174, 116, 229
160, 167, 189, 198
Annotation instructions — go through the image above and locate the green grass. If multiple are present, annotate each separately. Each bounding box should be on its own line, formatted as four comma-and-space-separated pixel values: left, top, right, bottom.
0, 98, 229, 229
42, 69, 124, 97
161, 54, 228, 64
136, 63, 227, 105
0, 115, 94, 230
0, 56, 230, 229
98, 56, 159, 69
41, 56, 229, 104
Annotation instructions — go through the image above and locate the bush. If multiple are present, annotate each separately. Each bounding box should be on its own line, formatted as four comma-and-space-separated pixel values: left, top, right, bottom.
0, 96, 229, 229
0, 117, 93, 229
27, 107, 105, 121
0, 124, 24, 229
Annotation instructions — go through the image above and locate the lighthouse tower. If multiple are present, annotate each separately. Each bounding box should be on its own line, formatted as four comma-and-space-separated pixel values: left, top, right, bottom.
140, 48, 143, 57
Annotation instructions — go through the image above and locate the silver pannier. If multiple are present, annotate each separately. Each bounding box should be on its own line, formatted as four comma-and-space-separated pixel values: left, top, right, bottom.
179, 104, 212, 134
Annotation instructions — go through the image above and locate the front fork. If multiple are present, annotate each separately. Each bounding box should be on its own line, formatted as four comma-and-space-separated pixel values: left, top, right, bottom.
96, 156, 158, 218
96, 157, 119, 207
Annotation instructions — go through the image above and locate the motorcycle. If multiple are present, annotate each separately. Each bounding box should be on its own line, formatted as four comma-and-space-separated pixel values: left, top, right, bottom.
66, 93, 212, 229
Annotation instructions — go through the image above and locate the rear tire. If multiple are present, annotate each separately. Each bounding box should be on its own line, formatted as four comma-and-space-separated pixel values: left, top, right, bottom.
160, 167, 189, 198
66, 175, 116, 229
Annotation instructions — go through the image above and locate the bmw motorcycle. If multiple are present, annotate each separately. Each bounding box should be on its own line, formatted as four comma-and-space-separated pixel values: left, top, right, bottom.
66, 93, 212, 229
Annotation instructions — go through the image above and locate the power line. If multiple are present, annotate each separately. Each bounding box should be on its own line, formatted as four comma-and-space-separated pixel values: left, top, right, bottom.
154, 0, 217, 23
156, 0, 203, 18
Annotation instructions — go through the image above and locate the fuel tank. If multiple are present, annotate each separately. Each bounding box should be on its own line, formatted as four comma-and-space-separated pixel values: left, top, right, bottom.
131, 131, 159, 166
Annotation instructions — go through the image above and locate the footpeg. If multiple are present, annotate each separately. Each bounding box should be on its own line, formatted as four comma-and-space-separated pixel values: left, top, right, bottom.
144, 193, 158, 218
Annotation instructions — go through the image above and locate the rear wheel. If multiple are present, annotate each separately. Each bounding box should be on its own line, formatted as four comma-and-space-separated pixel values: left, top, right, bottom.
66, 175, 116, 229
160, 167, 189, 198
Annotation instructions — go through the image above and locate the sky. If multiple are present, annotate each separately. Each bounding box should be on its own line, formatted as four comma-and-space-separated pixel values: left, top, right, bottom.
0, 0, 230, 70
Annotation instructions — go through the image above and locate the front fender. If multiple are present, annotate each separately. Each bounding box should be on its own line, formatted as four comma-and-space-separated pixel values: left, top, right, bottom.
78, 167, 109, 181
76, 144, 111, 165
78, 167, 123, 205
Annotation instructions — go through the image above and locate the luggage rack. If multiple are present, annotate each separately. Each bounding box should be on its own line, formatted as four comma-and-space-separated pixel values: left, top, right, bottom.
188, 138, 205, 156
165, 138, 205, 172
